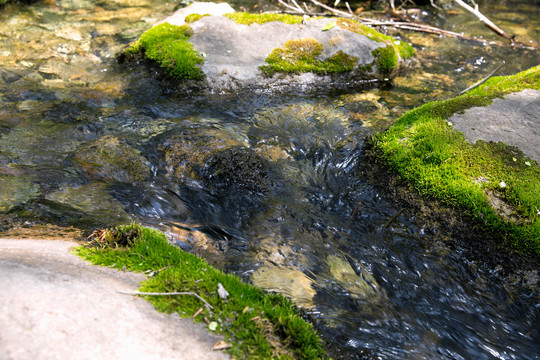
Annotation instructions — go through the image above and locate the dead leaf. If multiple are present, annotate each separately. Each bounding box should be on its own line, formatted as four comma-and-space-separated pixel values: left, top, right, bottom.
217, 283, 229, 300
213, 340, 233, 351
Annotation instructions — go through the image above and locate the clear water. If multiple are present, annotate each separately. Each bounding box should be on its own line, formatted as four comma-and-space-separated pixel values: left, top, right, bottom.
0, 0, 538, 359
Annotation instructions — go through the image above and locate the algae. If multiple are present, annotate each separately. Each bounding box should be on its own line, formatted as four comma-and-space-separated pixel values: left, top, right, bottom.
370, 65, 540, 257
125, 23, 203, 80
224, 12, 304, 25
75, 224, 328, 359
184, 13, 210, 24
260, 38, 358, 76
204, 145, 270, 193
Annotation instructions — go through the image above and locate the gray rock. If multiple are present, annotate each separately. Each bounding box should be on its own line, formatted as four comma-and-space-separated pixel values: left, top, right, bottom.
0, 238, 230, 360
155, 2, 235, 26
189, 16, 385, 92
449, 89, 540, 163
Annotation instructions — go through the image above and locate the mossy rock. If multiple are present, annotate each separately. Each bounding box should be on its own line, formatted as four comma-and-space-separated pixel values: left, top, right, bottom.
123, 23, 204, 81
122, 3, 414, 92
337, 18, 415, 77
369, 65, 540, 257
72, 135, 151, 183
76, 223, 329, 359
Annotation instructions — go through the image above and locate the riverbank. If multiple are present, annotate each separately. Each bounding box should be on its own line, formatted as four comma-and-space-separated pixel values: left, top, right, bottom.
366, 65, 540, 261
75, 224, 328, 359
0, 225, 329, 359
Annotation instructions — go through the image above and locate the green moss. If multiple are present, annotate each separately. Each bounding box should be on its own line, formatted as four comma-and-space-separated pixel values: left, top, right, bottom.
337, 18, 414, 73
371, 46, 398, 74
260, 38, 358, 76
224, 12, 304, 25
75, 224, 328, 359
184, 13, 211, 23
125, 23, 203, 80
370, 65, 540, 257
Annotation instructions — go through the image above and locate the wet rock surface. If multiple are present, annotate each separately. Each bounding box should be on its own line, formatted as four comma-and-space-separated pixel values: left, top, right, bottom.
72, 135, 151, 182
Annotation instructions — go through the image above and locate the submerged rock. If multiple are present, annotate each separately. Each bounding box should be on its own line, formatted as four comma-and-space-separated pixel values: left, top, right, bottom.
121, 2, 414, 92
0, 175, 40, 212
325, 255, 386, 300
160, 128, 245, 182
251, 266, 316, 309
72, 135, 151, 183
45, 182, 131, 226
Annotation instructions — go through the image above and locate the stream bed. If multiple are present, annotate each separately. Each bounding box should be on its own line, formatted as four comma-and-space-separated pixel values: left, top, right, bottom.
1, 0, 539, 359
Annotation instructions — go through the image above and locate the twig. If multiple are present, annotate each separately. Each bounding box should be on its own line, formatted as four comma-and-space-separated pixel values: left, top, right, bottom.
290, 0, 305, 13
309, 0, 354, 18
459, 60, 505, 95
384, 208, 405, 229
367, 21, 467, 38
280, 0, 526, 47
118, 290, 214, 310
453, 0, 513, 40
429, 0, 443, 11
278, 0, 304, 13
345, 1, 353, 15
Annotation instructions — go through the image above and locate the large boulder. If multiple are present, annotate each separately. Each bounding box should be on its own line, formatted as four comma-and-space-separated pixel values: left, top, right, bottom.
121, 2, 414, 92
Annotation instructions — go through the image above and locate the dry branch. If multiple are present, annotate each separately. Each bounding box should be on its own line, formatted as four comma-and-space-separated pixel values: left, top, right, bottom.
459, 60, 505, 95
453, 0, 513, 40
118, 290, 214, 310
277, 0, 534, 48
278, 0, 303, 13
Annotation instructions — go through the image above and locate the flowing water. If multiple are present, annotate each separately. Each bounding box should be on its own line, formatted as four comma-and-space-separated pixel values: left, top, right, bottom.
1, 0, 539, 359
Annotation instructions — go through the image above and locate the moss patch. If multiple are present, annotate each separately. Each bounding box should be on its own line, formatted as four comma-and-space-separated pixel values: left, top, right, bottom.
75, 224, 328, 359
371, 46, 398, 73
369, 65, 540, 257
224, 12, 304, 25
260, 38, 358, 76
337, 18, 414, 73
125, 23, 203, 80
204, 146, 270, 193
184, 13, 211, 24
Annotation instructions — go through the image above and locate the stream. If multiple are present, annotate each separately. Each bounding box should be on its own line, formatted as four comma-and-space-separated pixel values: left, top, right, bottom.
1, 0, 539, 359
